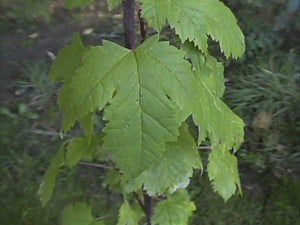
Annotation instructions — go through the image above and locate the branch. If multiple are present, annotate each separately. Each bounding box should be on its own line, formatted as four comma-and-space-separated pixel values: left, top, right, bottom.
137, 2, 146, 42
123, 0, 137, 49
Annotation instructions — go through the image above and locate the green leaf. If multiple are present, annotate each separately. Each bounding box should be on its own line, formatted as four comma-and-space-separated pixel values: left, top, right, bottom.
65, 135, 104, 167
153, 190, 196, 225
182, 41, 206, 71
117, 202, 144, 225
38, 135, 104, 205
70, 36, 195, 177
79, 114, 94, 139
50, 34, 86, 82
107, 0, 123, 10
123, 123, 202, 195
192, 68, 244, 147
38, 146, 65, 206
183, 42, 225, 97
140, 0, 245, 58
207, 148, 241, 201
66, 0, 94, 9
183, 41, 244, 149
197, 55, 225, 98
50, 35, 90, 132
52, 35, 244, 200
105, 170, 123, 192
62, 202, 100, 225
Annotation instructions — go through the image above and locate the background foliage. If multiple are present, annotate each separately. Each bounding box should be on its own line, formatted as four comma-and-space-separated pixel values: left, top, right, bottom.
0, 0, 299, 224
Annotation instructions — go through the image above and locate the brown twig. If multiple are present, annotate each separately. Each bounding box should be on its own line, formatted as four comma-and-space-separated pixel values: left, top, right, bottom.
137, 2, 146, 42
123, 0, 137, 49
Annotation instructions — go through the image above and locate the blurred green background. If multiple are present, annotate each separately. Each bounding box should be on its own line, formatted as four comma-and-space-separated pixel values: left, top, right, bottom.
0, 0, 299, 224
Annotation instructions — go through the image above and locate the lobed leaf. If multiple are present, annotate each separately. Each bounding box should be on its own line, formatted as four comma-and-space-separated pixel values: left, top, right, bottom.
207, 148, 241, 201
153, 190, 196, 225
50, 35, 91, 132
49, 34, 245, 200
70, 36, 195, 177
117, 202, 144, 225
50, 34, 86, 82
192, 68, 244, 148
140, 0, 245, 58
122, 123, 202, 195
183, 41, 225, 97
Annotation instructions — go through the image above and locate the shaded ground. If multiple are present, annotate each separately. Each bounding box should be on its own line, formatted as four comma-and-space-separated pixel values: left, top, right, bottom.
0, 0, 122, 104
0, 2, 125, 224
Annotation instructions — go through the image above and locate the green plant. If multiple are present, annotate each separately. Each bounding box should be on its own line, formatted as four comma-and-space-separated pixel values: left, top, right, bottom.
226, 51, 300, 178
0, 0, 52, 28
39, 0, 246, 224
189, 174, 300, 225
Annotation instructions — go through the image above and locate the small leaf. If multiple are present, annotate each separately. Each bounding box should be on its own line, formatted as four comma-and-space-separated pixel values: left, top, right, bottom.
66, 0, 94, 9
153, 190, 196, 225
207, 148, 241, 201
38, 146, 65, 206
117, 202, 144, 225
